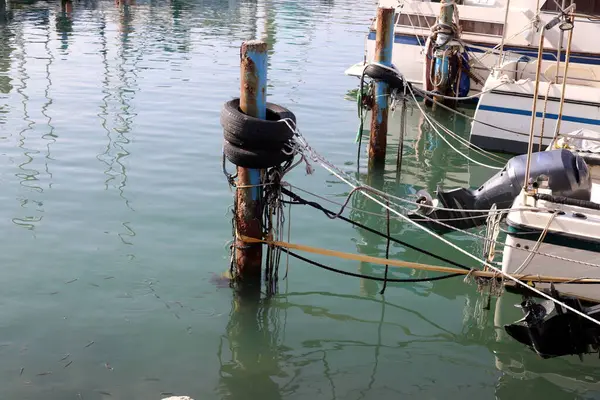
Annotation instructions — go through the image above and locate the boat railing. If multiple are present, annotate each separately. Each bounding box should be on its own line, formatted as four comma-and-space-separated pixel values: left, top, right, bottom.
493, 66, 600, 86
523, 4, 577, 194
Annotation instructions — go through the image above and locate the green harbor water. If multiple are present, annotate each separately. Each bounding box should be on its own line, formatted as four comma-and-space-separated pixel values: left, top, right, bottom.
1, 0, 600, 399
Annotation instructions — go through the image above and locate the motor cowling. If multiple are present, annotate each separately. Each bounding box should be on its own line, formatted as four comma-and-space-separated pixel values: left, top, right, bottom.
408, 150, 592, 233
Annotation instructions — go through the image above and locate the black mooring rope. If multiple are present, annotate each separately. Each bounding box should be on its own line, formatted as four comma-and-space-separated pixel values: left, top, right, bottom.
283, 249, 462, 283
280, 187, 472, 271
380, 200, 391, 294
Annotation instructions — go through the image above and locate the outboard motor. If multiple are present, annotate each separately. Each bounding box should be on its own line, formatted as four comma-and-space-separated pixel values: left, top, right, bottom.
408, 149, 592, 233
505, 290, 600, 359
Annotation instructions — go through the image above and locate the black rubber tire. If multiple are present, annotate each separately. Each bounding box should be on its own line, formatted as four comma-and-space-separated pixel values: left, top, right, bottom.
364, 64, 406, 91
223, 128, 291, 150
223, 140, 294, 169
220, 98, 296, 146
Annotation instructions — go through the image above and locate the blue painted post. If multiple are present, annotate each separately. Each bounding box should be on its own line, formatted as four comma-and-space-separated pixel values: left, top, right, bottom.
235, 40, 268, 284
369, 7, 395, 166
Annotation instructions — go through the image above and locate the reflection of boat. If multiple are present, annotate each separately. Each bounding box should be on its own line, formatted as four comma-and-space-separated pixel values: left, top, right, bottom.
347, 0, 600, 98
491, 294, 600, 395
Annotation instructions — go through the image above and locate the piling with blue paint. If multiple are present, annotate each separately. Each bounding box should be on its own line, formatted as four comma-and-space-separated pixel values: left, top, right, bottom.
432, 0, 456, 107
235, 40, 268, 284
369, 6, 394, 166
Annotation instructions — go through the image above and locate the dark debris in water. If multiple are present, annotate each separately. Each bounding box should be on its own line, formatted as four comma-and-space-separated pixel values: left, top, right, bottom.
209, 272, 232, 288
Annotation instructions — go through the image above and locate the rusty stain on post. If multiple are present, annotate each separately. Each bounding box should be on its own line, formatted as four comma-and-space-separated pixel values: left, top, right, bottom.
432, 0, 455, 106
235, 40, 268, 285
369, 7, 394, 167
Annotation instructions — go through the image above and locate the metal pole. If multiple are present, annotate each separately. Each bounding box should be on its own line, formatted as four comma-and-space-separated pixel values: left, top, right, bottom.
554, 0, 568, 83
497, 0, 511, 67
235, 40, 267, 284
369, 6, 394, 166
524, 26, 546, 192
554, 14, 574, 138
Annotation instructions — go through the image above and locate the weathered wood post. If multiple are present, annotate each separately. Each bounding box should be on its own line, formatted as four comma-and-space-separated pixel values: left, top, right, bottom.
369, 7, 394, 166
432, 0, 456, 107
235, 40, 268, 285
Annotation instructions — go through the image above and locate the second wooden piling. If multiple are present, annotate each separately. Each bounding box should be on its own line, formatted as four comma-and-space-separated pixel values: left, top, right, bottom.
369, 7, 394, 166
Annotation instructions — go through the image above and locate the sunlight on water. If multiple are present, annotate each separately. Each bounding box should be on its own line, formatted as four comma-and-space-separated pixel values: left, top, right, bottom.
0, 0, 599, 399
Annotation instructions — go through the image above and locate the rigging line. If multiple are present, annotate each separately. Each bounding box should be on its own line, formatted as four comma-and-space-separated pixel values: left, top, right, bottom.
284, 250, 462, 283
422, 109, 507, 164
280, 187, 472, 271
513, 212, 557, 275
421, 108, 507, 162
409, 87, 502, 169
385, 191, 600, 271
246, 236, 600, 285
305, 147, 600, 327
285, 185, 507, 222
413, 88, 530, 137
413, 78, 521, 102
285, 182, 546, 217
464, 20, 537, 67
380, 200, 392, 294
284, 184, 600, 270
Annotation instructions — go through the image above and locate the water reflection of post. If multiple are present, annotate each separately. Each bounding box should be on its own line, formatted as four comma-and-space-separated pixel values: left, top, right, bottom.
113, 0, 135, 212
56, 0, 73, 51
414, 108, 451, 193
355, 166, 386, 297
42, 6, 56, 183
115, 0, 135, 7
0, 2, 14, 98
218, 290, 282, 400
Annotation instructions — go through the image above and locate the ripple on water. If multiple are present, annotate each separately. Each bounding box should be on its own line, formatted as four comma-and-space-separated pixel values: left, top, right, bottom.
0, 0, 597, 399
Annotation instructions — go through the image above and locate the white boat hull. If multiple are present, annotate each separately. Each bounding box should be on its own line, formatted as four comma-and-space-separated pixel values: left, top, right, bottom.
501, 185, 600, 303
471, 79, 600, 154
502, 233, 600, 303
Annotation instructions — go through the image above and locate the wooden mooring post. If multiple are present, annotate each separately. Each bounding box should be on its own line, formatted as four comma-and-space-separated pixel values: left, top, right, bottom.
432, 0, 456, 107
234, 40, 268, 285
369, 6, 394, 166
